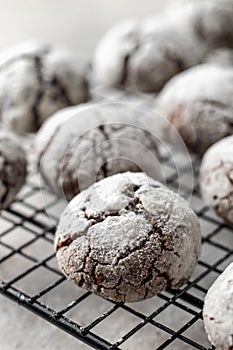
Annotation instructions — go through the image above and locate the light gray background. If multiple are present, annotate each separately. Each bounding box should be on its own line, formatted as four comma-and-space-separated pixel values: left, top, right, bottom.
0, 0, 176, 60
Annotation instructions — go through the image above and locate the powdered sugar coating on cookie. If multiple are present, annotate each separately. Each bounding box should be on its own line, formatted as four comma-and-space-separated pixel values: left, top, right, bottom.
156, 64, 233, 155
203, 263, 233, 350
0, 41, 88, 133
200, 136, 233, 225
0, 128, 27, 208
55, 172, 201, 302
93, 0, 233, 94
92, 16, 206, 93
36, 102, 161, 200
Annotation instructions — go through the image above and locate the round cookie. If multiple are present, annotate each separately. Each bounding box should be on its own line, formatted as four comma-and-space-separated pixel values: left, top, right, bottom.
200, 136, 233, 225
0, 128, 27, 208
156, 64, 233, 155
36, 102, 161, 200
0, 41, 89, 133
203, 263, 233, 350
92, 17, 206, 93
55, 172, 201, 302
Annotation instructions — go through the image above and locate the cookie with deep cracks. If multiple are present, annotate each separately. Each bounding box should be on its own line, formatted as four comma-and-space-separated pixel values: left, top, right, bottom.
36, 102, 161, 200
55, 172, 201, 302
92, 17, 206, 93
0, 41, 89, 133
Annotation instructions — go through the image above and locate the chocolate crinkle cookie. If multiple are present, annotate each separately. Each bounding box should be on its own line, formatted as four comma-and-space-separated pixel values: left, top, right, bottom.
156, 64, 233, 155
92, 0, 233, 93
0, 128, 27, 208
36, 102, 161, 200
0, 41, 89, 133
200, 136, 233, 226
55, 172, 201, 302
92, 16, 206, 93
203, 263, 233, 350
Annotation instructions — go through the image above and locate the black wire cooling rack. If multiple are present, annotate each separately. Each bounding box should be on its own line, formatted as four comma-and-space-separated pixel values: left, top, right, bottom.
0, 148, 233, 350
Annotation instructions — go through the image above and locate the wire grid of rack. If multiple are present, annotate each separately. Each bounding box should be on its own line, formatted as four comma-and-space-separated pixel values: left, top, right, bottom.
0, 144, 233, 350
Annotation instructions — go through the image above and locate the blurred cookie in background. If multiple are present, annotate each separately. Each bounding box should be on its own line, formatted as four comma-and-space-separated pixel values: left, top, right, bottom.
156, 64, 233, 155
36, 102, 162, 200
92, 15, 206, 93
200, 136, 233, 226
0, 127, 27, 208
0, 41, 89, 133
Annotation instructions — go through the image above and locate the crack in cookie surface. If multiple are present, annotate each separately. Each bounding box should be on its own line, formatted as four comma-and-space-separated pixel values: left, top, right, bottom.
32, 55, 44, 131
51, 76, 72, 105
119, 31, 140, 87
